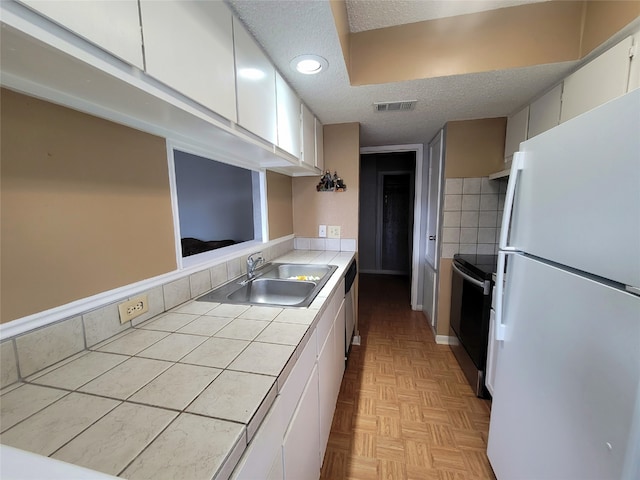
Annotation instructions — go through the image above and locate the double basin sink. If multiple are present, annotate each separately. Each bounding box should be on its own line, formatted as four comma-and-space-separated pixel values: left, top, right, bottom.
196, 263, 338, 308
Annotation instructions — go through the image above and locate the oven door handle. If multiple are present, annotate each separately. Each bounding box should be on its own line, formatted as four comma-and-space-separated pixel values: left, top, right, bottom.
452, 262, 490, 295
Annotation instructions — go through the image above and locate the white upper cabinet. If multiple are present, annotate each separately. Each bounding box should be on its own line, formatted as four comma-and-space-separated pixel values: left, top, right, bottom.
315, 117, 324, 172
527, 84, 562, 139
504, 106, 529, 160
139, 0, 237, 122
18, 0, 143, 69
276, 73, 301, 158
300, 103, 324, 173
301, 104, 316, 168
234, 17, 277, 144
560, 36, 633, 123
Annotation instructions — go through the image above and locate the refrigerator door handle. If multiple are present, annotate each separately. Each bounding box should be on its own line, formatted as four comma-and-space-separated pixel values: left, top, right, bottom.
494, 251, 515, 342
499, 151, 525, 251
625, 285, 640, 297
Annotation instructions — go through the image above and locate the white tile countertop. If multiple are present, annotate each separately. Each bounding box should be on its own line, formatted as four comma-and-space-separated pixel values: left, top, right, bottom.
0, 250, 355, 480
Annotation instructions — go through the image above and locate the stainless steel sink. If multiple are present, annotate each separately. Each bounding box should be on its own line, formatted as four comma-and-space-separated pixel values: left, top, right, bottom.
228, 278, 316, 306
196, 263, 338, 308
261, 264, 335, 281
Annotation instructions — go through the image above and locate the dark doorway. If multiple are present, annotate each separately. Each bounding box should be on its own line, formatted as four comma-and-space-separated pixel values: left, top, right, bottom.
359, 152, 415, 275
380, 173, 412, 273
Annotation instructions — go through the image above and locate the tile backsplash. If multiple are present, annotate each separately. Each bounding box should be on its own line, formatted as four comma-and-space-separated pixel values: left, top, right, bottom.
0, 238, 295, 389
441, 177, 507, 258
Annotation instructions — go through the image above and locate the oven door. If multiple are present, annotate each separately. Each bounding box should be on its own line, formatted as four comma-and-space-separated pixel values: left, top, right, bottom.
450, 260, 491, 371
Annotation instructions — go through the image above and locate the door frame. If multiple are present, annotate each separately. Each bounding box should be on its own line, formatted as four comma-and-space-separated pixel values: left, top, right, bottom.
375, 171, 415, 274
360, 144, 424, 310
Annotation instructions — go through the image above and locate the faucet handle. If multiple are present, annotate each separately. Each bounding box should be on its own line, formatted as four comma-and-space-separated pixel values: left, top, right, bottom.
248, 252, 264, 264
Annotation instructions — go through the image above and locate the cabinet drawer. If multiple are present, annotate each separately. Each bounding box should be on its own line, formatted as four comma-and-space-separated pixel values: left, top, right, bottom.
279, 328, 317, 427
316, 279, 345, 347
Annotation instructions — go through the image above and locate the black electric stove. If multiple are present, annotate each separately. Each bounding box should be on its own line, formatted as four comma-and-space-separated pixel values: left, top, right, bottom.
452, 254, 498, 280
450, 254, 498, 398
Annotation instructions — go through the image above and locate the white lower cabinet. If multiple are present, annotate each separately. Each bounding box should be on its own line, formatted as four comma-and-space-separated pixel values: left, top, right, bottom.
283, 365, 320, 480
334, 299, 346, 387
266, 452, 284, 480
231, 397, 284, 480
318, 297, 346, 465
231, 283, 348, 480
317, 322, 335, 463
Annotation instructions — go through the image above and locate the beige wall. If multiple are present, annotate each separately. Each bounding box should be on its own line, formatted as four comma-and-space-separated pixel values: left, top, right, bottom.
266, 170, 294, 239
444, 118, 507, 179
436, 258, 453, 336
349, 1, 584, 85
337, 0, 640, 86
1, 89, 297, 324
582, 1, 640, 56
1, 89, 176, 323
436, 118, 505, 336
292, 123, 360, 239
329, 0, 351, 78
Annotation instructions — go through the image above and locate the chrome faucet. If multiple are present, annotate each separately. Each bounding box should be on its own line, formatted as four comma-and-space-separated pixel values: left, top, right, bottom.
246, 252, 265, 280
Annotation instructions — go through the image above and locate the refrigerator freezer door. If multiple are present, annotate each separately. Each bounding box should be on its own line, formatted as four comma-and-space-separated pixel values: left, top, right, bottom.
509, 89, 640, 288
487, 254, 640, 480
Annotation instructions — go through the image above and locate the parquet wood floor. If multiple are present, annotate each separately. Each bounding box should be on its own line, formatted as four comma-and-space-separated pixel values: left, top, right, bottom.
320, 274, 496, 480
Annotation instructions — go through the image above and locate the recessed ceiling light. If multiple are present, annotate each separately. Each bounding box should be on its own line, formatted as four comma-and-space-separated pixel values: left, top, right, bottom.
290, 54, 328, 75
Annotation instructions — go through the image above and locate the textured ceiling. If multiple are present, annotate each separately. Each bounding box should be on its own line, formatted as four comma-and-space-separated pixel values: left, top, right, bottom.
225, 0, 631, 148
345, 0, 549, 32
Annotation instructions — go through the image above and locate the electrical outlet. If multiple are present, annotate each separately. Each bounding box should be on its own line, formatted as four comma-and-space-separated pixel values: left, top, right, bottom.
319, 225, 327, 238
118, 294, 149, 324
328, 225, 341, 239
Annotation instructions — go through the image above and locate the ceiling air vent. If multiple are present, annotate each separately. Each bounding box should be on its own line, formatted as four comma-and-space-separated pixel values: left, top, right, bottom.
374, 100, 417, 112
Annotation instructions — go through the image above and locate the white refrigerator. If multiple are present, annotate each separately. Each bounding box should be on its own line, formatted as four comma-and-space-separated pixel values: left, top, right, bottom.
487, 89, 640, 480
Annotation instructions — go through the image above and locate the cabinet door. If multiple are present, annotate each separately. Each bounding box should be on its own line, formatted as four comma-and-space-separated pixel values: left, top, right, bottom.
276, 73, 301, 158
301, 104, 316, 168
527, 84, 562, 139
231, 397, 284, 480
139, 0, 237, 122
18, 0, 143, 68
425, 129, 444, 270
317, 323, 335, 464
333, 298, 346, 390
234, 17, 277, 144
560, 36, 633, 123
504, 106, 529, 160
283, 365, 320, 480
315, 118, 324, 172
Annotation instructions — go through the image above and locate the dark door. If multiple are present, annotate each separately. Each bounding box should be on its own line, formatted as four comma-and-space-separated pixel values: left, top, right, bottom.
379, 173, 413, 274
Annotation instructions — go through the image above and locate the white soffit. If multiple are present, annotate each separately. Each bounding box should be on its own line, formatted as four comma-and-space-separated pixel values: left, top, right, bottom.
225, 0, 637, 147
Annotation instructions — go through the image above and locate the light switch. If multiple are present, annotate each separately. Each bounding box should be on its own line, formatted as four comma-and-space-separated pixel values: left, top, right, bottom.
319, 225, 327, 238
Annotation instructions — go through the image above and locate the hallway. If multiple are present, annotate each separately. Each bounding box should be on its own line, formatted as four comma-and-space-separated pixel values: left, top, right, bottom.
320, 274, 495, 480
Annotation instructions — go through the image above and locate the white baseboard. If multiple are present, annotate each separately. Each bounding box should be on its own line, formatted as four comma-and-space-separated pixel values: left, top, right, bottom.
435, 335, 459, 345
